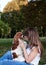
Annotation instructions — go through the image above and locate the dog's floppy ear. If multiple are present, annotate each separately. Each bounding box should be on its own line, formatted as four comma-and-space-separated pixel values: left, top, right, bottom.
14, 32, 23, 40
12, 32, 23, 50
12, 41, 19, 50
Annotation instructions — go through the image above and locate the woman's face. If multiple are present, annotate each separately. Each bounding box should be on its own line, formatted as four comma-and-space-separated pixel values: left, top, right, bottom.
24, 36, 29, 41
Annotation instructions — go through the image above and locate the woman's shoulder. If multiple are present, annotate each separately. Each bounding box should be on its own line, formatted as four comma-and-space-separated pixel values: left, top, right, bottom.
32, 46, 38, 49
31, 46, 39, 53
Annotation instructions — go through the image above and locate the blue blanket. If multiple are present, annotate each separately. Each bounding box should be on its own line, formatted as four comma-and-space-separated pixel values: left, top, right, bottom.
0, 51, 31, 65
0, 60, 31, 65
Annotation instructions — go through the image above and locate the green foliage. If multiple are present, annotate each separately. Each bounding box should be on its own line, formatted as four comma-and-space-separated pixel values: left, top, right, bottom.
1, 1, 46, 37
0, 20, 11, 38
21, 1, 46, 27
1, 11, 25, 37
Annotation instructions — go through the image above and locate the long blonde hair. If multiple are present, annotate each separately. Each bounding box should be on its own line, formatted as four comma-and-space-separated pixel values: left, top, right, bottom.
23, 27, 44, 57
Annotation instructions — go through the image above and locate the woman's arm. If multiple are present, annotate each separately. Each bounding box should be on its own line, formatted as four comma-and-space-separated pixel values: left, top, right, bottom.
19, 42, 38, 63
22, 46, 38, 63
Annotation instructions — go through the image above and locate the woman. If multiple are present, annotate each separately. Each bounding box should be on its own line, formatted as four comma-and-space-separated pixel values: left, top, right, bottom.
0, 27, 44, 65
19, 27, 44, 65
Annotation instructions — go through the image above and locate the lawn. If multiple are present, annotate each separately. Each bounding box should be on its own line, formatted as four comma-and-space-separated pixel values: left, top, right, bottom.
0, 37, 46, 65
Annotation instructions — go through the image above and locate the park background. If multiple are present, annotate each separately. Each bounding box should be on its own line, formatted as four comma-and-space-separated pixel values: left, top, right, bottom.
0, 0, 46, 65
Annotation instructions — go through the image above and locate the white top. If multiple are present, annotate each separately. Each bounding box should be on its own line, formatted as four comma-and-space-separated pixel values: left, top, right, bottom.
26, 47, 41, 65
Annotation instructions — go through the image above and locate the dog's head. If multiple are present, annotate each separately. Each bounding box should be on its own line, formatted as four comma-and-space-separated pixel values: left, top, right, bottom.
14, 32, 23, 40
11, 32, 23, 58
12, 32, 23, 50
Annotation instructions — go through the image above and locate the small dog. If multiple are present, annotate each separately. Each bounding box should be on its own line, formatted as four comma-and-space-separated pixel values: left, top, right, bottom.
11, 32, 27, 62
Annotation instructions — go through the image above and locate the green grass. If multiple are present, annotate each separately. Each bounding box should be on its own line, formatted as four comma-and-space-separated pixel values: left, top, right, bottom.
39, 37, 46, 65
0, 38, 13, 56
0, 38, 46, 65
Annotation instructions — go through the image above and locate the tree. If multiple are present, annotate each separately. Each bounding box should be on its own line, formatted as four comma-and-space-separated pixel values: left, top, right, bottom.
0, 20, 11, 38
21, 1, 46, 26
3, 0, 28, 13
3, 1, 20, 13
1, 11, 26, 37
1, 0, 46, 37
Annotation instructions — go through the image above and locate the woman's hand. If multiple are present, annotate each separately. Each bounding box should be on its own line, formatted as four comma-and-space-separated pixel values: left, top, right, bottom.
19, 39, 25, 50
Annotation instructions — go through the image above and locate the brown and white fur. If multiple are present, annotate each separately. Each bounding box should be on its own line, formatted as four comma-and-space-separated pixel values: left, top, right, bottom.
11, 32, 27, 62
